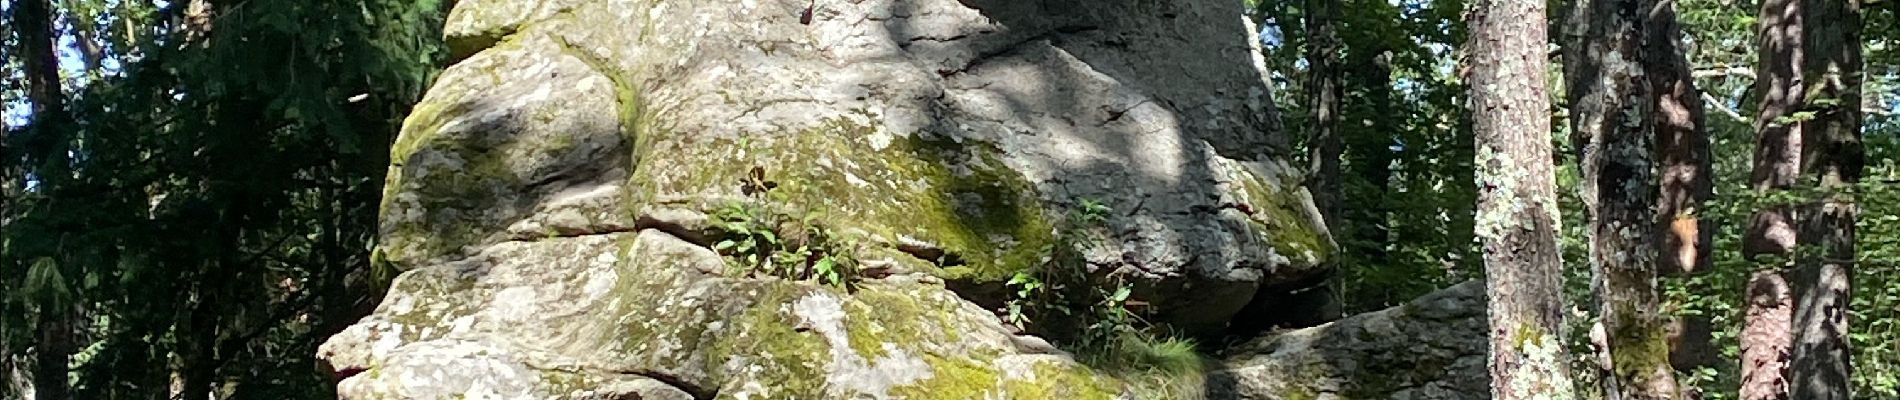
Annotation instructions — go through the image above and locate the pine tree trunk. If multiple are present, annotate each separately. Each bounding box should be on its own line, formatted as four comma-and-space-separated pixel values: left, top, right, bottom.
1305, 0, 1344, 228
1649, 0, 1712, 279
1741, 0, 1805, 398
1643, 0, 1717, 379
31, 301, 68, 400
1789, 0, 1861, 398
11, 0, 72, 398
1348, 48, 1395, 269
1564, 0, 1683, 397
1469, 0, 1577, 398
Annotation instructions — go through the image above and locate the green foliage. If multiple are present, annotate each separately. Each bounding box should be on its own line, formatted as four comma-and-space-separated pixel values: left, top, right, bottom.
994, 199, 1210, 396
1002, 199, 1118, 336
710, 202, 859, 288
1256, 0, 1479, 314
1, 0, 447, 396
21, 258, 70, 308
1264, 0, 1899, 397
1004, 270, 1052, 329
1077, 198, 1112, 224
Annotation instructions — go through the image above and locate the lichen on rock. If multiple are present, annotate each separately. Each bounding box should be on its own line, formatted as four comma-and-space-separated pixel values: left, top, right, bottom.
1207, 281, 1491, 400
318, 0, 1438, 398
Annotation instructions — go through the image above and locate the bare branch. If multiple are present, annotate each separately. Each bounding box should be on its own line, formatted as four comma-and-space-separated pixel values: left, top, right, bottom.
1702, 92, 1751, 123
1692, 66, 1757, 80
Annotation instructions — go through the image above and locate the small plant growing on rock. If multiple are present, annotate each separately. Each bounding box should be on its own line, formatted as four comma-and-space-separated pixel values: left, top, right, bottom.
710, 201, 858, 288
999, 198, 1210, 398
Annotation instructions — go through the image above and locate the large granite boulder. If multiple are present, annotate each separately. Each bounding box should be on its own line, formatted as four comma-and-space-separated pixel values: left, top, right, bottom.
1208, 281, 1491, 400
370, 0, 1333, 334
320, 0, 1384, 398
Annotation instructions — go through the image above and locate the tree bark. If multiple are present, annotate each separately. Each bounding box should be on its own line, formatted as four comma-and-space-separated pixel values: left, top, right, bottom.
1643, 0, 1717, 379
1469, 0, 1578, 398
1741, 0, 1805, 398
10, 0, 72, 398
1789, 0, 1861, 398
1305, 0, 1344, 229
14, 0, 65, 122
1564, 0, 1682, 397
1347, 47, 1395, 269
65, 11, 106, 74
1648, 0, 1712, 278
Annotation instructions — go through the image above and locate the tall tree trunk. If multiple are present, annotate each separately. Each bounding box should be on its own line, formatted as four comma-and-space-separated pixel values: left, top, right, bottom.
1305, 0, 1344, 228
14, 0, 65, 122
1565, 0, 1682, 397
1741, 0, 1804, 398
31, 300, 68, 400
1643, 0, 1717, 380
1648, 0, 1712, 279
65, 11, 106, 74
1348, 48, 1395, 269
1789, 0, 1861, 398
11, 0, 73, 398
1469, 0, 1577, 398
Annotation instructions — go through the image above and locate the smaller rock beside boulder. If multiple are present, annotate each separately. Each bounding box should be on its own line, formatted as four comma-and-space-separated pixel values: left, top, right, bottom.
1208, 281, 1488, 400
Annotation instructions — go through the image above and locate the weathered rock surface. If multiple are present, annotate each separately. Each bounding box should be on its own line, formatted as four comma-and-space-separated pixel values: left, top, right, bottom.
1208, 281, 1490, 400
318, 0, 1430, 398
372, 0, 1334, 334
325, 230, 1124, 399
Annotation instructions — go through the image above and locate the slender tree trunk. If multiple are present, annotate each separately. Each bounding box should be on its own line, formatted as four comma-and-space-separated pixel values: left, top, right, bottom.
31, 301, 68, 400
65, 13, 106, 74
1469, 0, 1577, 398
1741, 0, 1805, 398
1348, 48, 1395, 269
1789, 0, 1861, 398
1565, 0, 1682, 397
1649, 0, 1712, 279
1305, 0, 1344, 228
14, 0, 65, 122
179, 298, 218, 400
1, 102, 9, 246
11, 0, 72, 398
1643, 0, 1717, 380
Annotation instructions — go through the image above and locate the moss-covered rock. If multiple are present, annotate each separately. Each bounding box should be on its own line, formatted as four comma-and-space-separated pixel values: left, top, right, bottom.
323, 231, 1130, 399
626, 118, 1057, 283
327, 0, 1365, 397
378, 32, 635, 269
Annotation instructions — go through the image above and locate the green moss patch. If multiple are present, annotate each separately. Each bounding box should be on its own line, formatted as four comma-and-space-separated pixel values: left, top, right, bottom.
625, 118, 1056, 283
1229, 164, 1334, 263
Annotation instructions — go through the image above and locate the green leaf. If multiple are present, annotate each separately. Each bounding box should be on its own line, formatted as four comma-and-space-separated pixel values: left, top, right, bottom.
25, 258, 73, 307
1008, 271, 1033, 285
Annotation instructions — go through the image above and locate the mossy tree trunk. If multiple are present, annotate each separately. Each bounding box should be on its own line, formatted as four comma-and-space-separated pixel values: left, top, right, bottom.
1564, 0, 1683, 397
1468, 0, 1577, 398
1789, 0, 1862, 398
1742, 0, 1805, 397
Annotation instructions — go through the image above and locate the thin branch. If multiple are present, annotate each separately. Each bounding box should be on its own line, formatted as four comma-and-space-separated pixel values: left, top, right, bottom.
1692, 66, 1756, 80
1702, 92, 1751, 123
